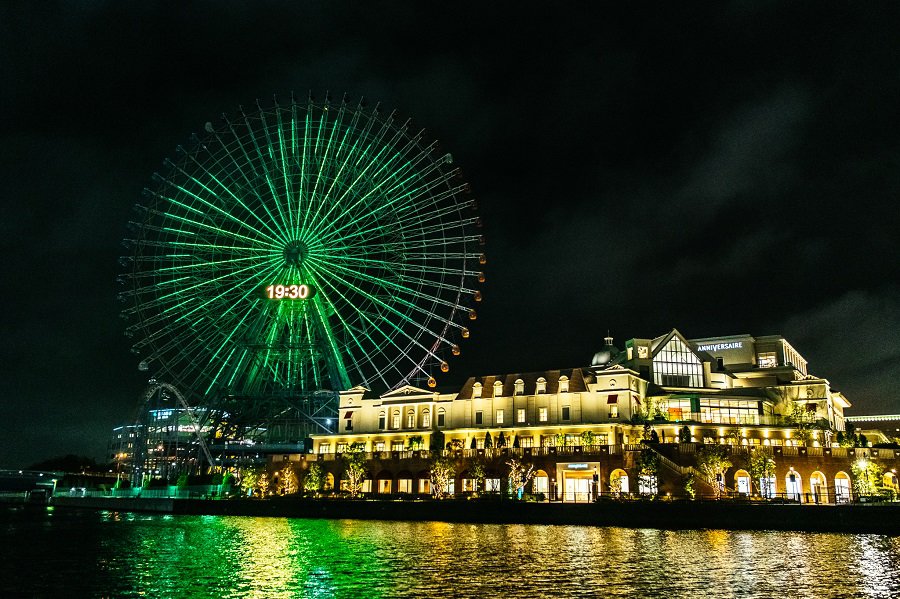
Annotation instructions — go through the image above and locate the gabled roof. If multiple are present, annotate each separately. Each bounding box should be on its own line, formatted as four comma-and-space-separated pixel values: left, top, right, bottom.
456, 368, 591, 399
651, 328, 700, 360
381, 384, 435, 398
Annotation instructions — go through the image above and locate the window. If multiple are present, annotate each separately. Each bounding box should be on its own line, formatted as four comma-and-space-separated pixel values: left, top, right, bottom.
652, 336, 703, 387
517, 408, 526, 423
407, 410, 415, 428
514, 379, 524, 395
485, 478, 501, 492
536, 377, 547, 394
475, 411, 483, 425
559, 375, 569, 393
437, 410, 445, 427
757, 352, 777, 368
609, 405, 619, 419
561, 406, 570, 421
378, 412, 386, 430
519, 436, 534, 448
423, 409, 431, 428
472, 382, 482, 399
374, 441, 385, 452
345, 418, 353, 431
392, 411, 401, 429
539, 407, 548, 422
493, 380, 503, 397
318, 443, 330, 454
496, 409, 504, 424
336, 442, 347, 453
391, 441, 404, 452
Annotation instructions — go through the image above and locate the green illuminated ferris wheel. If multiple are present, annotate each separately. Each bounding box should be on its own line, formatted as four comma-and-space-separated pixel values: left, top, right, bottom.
119, 94, 484, 415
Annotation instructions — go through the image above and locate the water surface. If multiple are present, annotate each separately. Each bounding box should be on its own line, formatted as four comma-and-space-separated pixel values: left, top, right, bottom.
2, 507, 899, 597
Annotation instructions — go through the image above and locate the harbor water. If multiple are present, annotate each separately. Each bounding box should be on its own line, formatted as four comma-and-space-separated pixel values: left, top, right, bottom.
2, 506, 899, 598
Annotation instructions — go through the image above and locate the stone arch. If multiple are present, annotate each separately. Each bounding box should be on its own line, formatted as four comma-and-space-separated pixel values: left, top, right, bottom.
809, 471, 828, 503
834, 471, 852, 503
609, 468, 629, 494
734, 469, 751, 495
533, 469, 549, 496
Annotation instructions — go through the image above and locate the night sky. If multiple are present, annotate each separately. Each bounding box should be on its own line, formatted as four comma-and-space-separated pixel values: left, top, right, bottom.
2, 2, 899, 468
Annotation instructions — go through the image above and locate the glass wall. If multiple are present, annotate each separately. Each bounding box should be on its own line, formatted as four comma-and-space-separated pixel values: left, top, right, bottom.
653, 337, 703, 387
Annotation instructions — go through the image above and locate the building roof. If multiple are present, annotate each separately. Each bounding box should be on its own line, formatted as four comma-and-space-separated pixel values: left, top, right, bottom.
456, 368, 591, 400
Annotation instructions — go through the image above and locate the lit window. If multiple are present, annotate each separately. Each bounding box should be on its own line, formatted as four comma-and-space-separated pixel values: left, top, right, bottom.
336, 442, 347, 453
562, 406, 570, 421
559, 375, 569, 394
391, 441, 404, 452
609, 405, 619, 419
496, 409, 504, 424
539, 407, 548, 422
472, 382, 482, 399
757, 352, 777, 368
515, 379, 524, 395
493, 380, 503, 397
536, 377, 547, 394
318, 443, 330, 454
652, 336, 703, 387
475, 411, 483, 425
374, 441, 385, 451
423, 409, 431, 428
407, 410, 415, 428
517, 408, 526, 423
392, 411, 401, 429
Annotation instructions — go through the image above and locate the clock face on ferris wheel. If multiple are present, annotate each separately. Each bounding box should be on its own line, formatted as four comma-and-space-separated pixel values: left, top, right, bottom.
119, 94, 484, 399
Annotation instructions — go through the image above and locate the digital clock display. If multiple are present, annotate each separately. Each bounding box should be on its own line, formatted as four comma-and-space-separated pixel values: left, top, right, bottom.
265, 284, 317, 300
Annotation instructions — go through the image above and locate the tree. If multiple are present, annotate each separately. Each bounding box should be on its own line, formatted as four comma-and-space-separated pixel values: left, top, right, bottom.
679, 425, 691, 444
637, 447, 660, 495
851, 458, 883, 496
484, 431, 493, 449
470, 437, 477, 450
649, 429, 660, 444
304, 462, 324, 495
581, 430, 596, 447
609, 471, 624, 496
512, 435, 520, 449
429, 454, 456, 499
748, 447, 776, 497
555, 432, 566, 447
497, 431, 506, 448
256, 472, 271, 497
240, 467, 263, 497
787, 401, 814, 446
682, 472, 696, 499
407, 435, 424, 450
469, 459, 486, 493
342, 442, 368, 498
506, 458, 535, 498
277, 462, 299, 495
430, 430, 445, 451
696, 445, 732, 498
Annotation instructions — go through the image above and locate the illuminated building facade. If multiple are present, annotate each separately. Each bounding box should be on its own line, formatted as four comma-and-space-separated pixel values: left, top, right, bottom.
301, 329, 898, 501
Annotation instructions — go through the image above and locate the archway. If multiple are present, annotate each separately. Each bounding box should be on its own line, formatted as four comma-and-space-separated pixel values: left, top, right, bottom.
809, 471, 828, 504
785, 470, 802, 502
609, 468, 629, 495
834, 471, 851, 503
324, 472, 335, 492
375, 470, 393, 494
533, 469, 549, 496
734, 469, 751, 496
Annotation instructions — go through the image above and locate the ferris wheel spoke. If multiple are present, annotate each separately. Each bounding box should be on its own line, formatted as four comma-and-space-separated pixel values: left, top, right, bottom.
301, 275, 396, 390
147, 204, 282, 250
219, 117, 291, 243
241, 107, 291, 238
189, 146, 288, 245
160, 161, 285, 248
307, 254, 468, 334
305, 258, 453, 363
304, 261, 438, 383
273, 99, 296, 235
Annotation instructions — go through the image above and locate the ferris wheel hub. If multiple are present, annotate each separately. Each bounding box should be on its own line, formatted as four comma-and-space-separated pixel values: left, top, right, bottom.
283, 240, 309, 266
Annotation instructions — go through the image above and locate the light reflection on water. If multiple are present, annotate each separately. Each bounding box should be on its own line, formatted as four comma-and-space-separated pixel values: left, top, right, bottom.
2, 507, 900, 598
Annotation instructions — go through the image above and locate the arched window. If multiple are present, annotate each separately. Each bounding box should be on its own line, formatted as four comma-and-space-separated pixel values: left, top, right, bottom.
514, 379, 524, 395
834, 471, 851, 503
378, 411, 386, 430
472, 382, 482, 399
559, 375, 569, 394
392, 410, 401, 429
437, 407, 446, 427
734, 469, 751, 495
493, 380, 503, 397
609, 469, 629, 495
422, 408, 431, 428
810, 471, 828, 504
536, 377, 547, 394
406, 409, 415, 429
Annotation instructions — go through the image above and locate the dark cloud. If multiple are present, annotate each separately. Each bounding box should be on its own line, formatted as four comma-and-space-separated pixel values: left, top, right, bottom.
2, 2, 900, 467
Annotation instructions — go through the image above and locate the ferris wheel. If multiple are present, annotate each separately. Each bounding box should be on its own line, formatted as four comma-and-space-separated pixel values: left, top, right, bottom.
119, 93, 484, 407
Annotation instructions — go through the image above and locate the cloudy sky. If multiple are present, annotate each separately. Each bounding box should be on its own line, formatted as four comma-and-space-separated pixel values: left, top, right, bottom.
2, 2, 899, 467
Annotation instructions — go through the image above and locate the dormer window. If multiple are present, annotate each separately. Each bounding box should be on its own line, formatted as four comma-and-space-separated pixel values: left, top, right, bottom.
536, 377, 547, 394
473, 382, 482, 399
493, 380, 503, 397
559, 375, 569, 394
514, 379, 524, 395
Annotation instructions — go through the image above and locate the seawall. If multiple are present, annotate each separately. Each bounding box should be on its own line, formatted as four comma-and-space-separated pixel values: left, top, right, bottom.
51, 496, 900, 535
